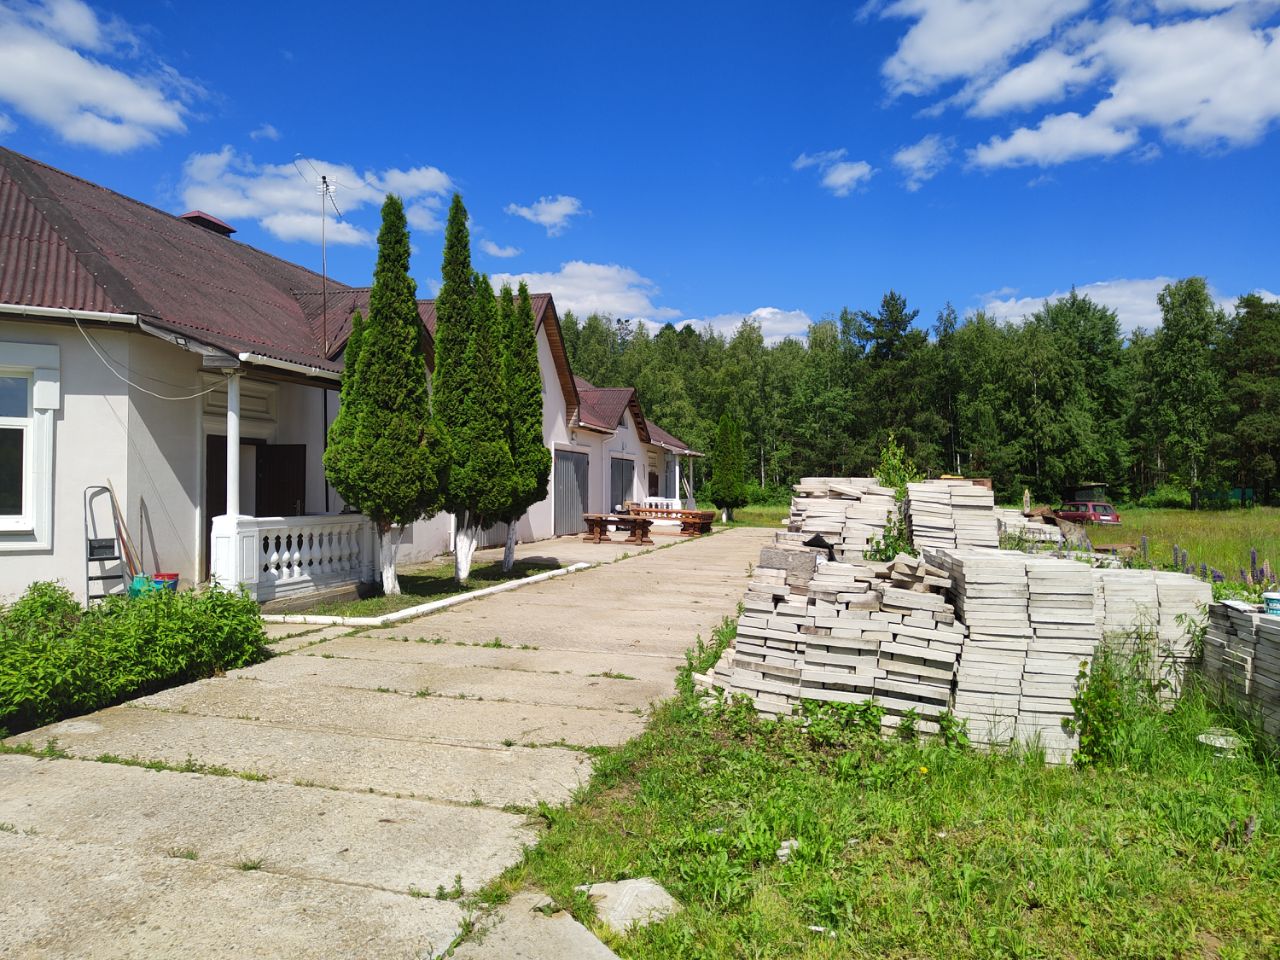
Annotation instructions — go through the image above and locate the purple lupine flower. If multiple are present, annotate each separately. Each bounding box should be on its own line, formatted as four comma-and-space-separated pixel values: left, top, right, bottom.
1251, 548, 1259, 581
1200, 562, 1208, 580
1212, 568, 1225, 583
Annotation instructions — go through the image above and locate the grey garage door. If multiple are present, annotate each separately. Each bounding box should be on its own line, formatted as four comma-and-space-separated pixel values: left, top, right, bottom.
554, 450, 590, 536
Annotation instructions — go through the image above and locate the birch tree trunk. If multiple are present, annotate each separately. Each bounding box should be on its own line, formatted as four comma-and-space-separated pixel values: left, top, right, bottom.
379, 525, 403, 595
454, 522, 478, 583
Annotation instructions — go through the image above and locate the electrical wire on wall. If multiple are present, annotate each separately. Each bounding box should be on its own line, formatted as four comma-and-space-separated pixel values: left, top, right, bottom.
74, 317, 225, 401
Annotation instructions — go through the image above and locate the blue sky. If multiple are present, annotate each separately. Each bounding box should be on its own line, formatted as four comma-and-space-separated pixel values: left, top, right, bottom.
1, 0, 1277, 340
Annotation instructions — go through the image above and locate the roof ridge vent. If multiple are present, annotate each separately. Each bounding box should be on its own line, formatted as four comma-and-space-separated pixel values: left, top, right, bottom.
180, 210, 235, 237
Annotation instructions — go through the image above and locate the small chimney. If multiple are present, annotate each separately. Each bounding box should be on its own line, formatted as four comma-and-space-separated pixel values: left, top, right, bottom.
180, 210, 236, 237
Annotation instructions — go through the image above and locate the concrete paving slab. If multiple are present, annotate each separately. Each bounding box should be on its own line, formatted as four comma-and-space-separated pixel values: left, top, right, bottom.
130, 676, 647, 747
10, 709, 592, 808
289, 636, 685, 678
0, 754, 534, 893
452, 892, 620, 960
0, 830, 463, 960
263, 621, 320, 640
265, 623, 355, 653
234, 653, 671, 712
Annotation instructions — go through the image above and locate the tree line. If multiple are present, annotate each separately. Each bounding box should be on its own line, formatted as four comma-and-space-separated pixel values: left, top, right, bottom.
560, 279, 1280, 508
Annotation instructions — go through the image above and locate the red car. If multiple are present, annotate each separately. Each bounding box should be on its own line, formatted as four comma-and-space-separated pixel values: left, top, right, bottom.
1055, 501, 1121, 525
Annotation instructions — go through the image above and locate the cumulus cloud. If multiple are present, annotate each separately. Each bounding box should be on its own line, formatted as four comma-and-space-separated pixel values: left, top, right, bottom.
492, 261, 680, 321
479, 239, 521, 258
793, 148, 875, 196
249, 123, 281, 141
179, 146, 453, 245
892, 134, 952, 190
681, 306, 813, 343
504, 195, 585, 236
979, 276, 1272, 332
873, 0, 1280, 169
878, 0, 1090, 97
0, 0, 201, 151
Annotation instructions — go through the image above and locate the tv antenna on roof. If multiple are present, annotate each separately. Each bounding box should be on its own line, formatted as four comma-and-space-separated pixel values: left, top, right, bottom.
293, 157, 344, 354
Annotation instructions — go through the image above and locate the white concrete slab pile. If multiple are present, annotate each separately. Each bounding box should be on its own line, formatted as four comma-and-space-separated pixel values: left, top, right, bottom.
995, 507, 1064, 545
906, 480, 999, 551
1092, 568, 1212, 696
1204, 601, 1280, 741
788, 477, 899, 561
703, 544, 964, 732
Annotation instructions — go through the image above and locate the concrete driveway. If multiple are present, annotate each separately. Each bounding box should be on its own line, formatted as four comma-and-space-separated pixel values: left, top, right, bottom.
0, 527, 770, 959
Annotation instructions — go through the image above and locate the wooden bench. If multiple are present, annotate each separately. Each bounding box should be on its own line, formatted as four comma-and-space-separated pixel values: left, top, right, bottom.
623, 504, 716, 536
582, 514, 654, 545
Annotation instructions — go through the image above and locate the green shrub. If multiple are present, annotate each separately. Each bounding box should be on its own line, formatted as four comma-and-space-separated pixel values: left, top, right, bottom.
0, 583, 267, 733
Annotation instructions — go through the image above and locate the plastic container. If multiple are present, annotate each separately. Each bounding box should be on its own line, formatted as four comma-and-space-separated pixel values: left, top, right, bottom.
127, 573, 152, 598
152, 573, 179, 593
1264, 592, 1280, 616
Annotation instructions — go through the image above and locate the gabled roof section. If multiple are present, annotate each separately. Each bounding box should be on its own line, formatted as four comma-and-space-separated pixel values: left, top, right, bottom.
645, 419, 698, 455
573, 376, 654, 443
0, 146, 346, 373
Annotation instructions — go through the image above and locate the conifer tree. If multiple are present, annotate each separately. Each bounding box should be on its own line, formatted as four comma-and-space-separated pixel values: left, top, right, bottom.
432, 194, 515, 581
497, 281, 552, 571
322, 195, 443, 594
708, 413, 747, 522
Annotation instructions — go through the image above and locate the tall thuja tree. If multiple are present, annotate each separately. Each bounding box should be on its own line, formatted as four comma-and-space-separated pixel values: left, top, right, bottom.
1150, 277, 1228, 508
432, 193, 515, 581
496, 281, 551, 571
322, 196, 443, 594
707, 413, 747, 522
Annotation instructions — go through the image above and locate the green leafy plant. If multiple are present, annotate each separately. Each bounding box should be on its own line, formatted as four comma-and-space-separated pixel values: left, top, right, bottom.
0, 582, 267, 734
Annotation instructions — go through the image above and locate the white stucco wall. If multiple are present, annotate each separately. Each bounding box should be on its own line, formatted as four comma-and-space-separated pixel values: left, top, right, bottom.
524, 324, 571, 542
0, 321, 130, 602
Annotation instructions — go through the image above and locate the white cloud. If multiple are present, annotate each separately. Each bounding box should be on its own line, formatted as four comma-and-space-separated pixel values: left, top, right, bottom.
979, 276, 1270, 332
793, 148, 875, 196
892, 134, 952, 189
479, 239, 521, 258
968, 47, 1101, 115
504, 195, 585, 236
179, 146, 453, 245
0, 113, 13, 135
971, 111, 1139, 166
0, 0, 200, 151
492, 261, 679, 321
877, 1, 1280, 169
249, 123, 280, 141
682, 306, 813, 343
878, 0, 1091, 97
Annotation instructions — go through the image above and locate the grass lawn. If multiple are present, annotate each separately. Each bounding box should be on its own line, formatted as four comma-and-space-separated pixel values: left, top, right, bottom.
298, 557, 559, 618
705, 503, 790, 529
486, 620, 1280, 959
1084, 507, 1280, 581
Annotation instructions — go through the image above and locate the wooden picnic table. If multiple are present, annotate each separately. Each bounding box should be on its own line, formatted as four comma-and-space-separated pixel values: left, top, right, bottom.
582, 513, 654, 545
623, 504, 717, 536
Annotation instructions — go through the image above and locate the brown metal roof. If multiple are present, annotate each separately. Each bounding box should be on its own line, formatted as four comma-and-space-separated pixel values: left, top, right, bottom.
645, 419, 696, 454
0, 146, 346, 372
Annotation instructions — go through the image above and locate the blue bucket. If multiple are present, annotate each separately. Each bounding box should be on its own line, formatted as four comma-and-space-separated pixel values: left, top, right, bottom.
1265, 592, 1280, 617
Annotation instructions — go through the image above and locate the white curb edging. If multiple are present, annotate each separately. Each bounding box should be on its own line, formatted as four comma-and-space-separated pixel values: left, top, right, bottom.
260, 562, 595, 628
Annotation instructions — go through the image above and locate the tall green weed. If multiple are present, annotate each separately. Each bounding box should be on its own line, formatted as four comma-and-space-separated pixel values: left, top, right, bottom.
0, 583, 267, 733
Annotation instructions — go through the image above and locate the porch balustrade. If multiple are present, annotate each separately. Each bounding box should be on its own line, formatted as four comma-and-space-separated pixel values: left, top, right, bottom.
210, 512, 375, 602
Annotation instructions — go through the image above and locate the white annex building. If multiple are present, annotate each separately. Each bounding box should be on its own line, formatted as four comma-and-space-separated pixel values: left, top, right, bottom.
0, 147, 699, 604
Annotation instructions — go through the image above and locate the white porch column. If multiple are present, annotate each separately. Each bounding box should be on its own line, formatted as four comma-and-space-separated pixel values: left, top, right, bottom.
225, 372, 241, 518
673, 453, 682, 502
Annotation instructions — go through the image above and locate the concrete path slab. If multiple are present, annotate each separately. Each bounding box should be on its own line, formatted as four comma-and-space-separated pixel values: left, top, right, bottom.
265, 623, 355, 653
236, 652, 671, 712
0, 830, 463, 960
0, 754, 534, 893
302, 636, 685, 677
451, 892, 620, 960
0, 527, 770, 958
130, 676, 647, 747
11, 708, 592, 807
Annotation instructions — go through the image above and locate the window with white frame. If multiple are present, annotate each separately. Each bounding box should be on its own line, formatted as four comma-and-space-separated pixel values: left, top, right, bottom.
0, 372, 32, 528
0, 342, 59, 551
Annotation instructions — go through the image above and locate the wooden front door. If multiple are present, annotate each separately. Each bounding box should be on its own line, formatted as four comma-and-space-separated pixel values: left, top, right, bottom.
256, 444, 307, 517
